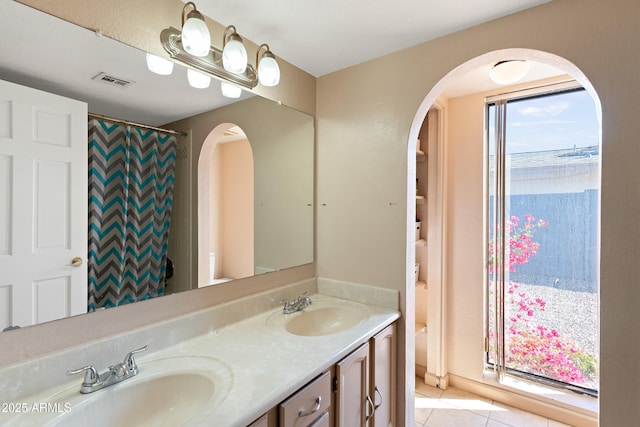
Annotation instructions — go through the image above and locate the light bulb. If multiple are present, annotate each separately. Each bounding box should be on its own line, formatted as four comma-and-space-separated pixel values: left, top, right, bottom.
222, 36, 248, 73
187, 69, 211, 89
181, 11, 211, 57
146, 53, 174, 75
221, 81, 242, 98
258, 54, 280, 86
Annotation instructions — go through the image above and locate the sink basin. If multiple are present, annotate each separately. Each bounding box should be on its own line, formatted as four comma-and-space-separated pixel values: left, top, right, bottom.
285, 307, 368, 336
48, 372, 215, 427
267, 296, 370, 336
4, 356, 232, 427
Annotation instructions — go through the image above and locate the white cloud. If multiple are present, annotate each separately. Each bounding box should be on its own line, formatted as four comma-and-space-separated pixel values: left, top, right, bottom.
511, 119, 572, 127
517, 101, 571, 118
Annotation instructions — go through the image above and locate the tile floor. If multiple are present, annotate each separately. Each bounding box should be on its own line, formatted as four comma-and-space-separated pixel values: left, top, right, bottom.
414, 378, 573, 427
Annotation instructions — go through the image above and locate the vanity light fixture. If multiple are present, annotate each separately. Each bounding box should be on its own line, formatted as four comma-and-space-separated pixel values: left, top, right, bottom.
180, 2, 211, 57
146, 53, 174, 75
256, 44, 280, 87
489, 60, 530, 85
220, 81, 242, 98
222, 26, 248, 74
159, 1, 280, 95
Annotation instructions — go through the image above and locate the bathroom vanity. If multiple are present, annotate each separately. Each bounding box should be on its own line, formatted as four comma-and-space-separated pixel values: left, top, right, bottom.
0, 280, 399, 427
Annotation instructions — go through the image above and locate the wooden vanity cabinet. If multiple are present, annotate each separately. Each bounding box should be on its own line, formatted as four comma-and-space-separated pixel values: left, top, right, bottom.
250, 322, 396, 427
335, 323, 396, 427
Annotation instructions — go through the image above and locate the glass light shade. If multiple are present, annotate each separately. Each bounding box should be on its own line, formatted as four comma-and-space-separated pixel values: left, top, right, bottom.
181, 13, 211, 57
146, 53, 174, 75
220, 81, 242, 98
489, 60, 529, 85
258, 54, 280, 86
187, 68, 211, 89
222, 36, 248, 73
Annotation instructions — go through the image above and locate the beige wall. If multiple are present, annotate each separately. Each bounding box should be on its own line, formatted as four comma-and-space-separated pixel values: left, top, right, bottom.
443, 91, 486, 381
317, 0, 640, 425
220, 140, 254, 279
167, 95, 314, 285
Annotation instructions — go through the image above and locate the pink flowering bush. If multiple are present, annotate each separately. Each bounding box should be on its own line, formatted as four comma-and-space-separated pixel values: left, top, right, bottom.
489, 214, 596, 387
506, 282, 585, 384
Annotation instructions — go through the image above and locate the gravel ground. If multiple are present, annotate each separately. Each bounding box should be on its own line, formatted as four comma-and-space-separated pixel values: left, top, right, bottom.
513, 282, 598, 358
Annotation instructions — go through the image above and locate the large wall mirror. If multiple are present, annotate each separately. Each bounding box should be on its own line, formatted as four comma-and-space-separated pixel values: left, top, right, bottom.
0, 1, 314, 330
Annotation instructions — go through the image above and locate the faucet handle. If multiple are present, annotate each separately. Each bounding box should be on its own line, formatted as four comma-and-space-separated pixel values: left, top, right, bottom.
122, 345, 148, 374
280, 298, 294, 313
66, 365, 99, 387
298, 292, 312, 305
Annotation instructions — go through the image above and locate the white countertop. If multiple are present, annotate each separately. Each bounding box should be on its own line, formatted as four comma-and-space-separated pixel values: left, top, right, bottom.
164, 294, 398, 426
0, 284, 400, 427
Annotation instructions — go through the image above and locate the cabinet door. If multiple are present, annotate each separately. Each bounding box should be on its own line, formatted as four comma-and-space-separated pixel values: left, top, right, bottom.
335, 343, 371, 427
371, 324, 396, 427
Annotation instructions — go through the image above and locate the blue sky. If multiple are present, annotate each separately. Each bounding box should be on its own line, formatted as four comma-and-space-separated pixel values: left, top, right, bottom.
489, 89, 600, 154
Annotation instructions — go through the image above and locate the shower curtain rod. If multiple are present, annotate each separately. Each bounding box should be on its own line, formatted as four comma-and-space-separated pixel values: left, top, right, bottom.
88, 112, 188, 137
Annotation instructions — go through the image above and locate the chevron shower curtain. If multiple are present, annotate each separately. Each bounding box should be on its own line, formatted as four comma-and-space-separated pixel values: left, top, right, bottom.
88, 118, 177, 310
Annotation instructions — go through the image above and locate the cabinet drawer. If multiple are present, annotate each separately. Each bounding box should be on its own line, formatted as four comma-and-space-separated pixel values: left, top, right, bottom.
280, 371, 331, 427
308, 411, 330, 427
248, 414, 269, 427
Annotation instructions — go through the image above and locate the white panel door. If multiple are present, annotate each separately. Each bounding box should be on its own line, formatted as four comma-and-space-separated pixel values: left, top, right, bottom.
0, 78, 87, 329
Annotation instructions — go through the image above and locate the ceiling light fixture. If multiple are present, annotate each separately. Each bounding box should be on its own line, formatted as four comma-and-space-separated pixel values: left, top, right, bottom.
256, 44, 280, 87
489, 60, 530, 85
159, 1, 280, 97
146, 53, 174, 75
180, 2, 211, 57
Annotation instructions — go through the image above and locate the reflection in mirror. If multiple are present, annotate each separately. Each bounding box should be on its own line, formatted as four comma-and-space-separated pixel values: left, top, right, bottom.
186, 98, 315, 289
205, 125, 254, 286
0, 2, 314, 329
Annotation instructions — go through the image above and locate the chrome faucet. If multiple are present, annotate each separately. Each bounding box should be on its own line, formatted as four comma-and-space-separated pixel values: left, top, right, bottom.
66, 345, 148, 394
281, 292, 312, 314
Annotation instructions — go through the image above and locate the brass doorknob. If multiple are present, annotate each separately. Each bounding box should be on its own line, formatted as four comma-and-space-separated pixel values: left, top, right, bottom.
69, 257, 83, 267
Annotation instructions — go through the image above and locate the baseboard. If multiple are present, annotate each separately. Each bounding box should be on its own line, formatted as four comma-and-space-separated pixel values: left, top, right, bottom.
417, 367, 449, 390
448, 374, 598, 427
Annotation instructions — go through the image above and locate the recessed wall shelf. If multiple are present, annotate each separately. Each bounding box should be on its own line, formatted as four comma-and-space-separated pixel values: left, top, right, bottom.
416, 195, 426, 204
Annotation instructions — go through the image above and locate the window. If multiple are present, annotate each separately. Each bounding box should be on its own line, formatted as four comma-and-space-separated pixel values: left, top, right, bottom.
486, 82, 599, 395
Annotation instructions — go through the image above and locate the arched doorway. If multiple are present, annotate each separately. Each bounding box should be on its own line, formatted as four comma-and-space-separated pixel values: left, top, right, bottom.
408, 48, 601, 410
197, 123, 254, 287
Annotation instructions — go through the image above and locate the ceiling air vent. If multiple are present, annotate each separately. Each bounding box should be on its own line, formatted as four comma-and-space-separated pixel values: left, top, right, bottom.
92, 72, 135, 89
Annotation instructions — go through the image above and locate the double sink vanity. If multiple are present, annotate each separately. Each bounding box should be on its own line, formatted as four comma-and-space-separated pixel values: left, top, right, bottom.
0, 280, 399, 426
